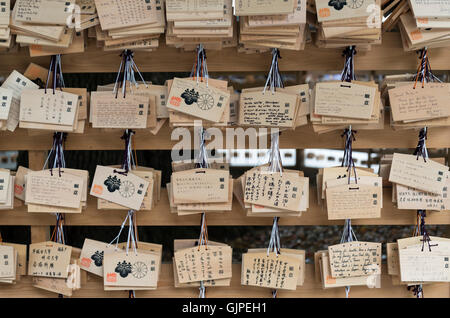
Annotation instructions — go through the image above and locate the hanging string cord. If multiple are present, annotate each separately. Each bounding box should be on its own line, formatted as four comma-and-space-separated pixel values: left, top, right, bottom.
113, 50, 147, 98
413, 127, 428, 162
45, 54, 65, 95
267, 130, 283, 298
198, 212, 209, 249
267, 217, 281, 256
195, 128, 209, 298
125, 210, 138, 256
341, 127, 357, 184
190, 44, 208, 87
340, 46, 357, 83
197, 132, 209, 259
114, 129, 136, 175
407, 284, 424, 298
413, 48, 441, 89
108, 212, 131, 250
340, 125, 358, 298
268, 131, 283, 175
416, 210, 437, 252
107, 130, 139, 253
408, 128, 435, 299
263, 48, 284, 94
340, 219, 358, 244
196, 128, 209, 169
43, 132, 67, 244
45, 132, 67, 247
50, 213, 66, 245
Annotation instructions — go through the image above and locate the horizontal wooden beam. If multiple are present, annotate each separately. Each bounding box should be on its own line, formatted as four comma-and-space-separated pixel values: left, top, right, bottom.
2, 121, 450, 150
2, 186, 449, 226
1, 33, 450, 73
0, 264, 447, 298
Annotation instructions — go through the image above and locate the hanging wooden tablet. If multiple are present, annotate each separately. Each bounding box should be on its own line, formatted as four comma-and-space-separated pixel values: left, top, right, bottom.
90, 92, 149, 129
25, 169, 84, 209
90, 165, 149, 210
174, 245, 232, 283
241, 252, 300, 290
28, 241, 72, 278
328, 242, 382, 278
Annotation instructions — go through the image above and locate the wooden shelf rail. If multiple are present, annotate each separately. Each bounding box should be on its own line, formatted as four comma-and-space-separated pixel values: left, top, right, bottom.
3, 184, 450, 226
0, 264, 448, 298
1, 33, 450, 73
3, 121, 450, 150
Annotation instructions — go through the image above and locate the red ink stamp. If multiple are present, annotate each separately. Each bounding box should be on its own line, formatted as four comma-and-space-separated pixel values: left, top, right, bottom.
107, 273, 117, 282
170, 96, 181, 106
80, 257, 91, 268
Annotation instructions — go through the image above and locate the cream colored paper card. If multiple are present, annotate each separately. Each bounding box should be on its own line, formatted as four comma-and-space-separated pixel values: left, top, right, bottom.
167, 78, 229, 122
166, 0, 223, 13
328, 242, 381, 278
247, 248, 305, 286
326, 184, 381, 220
408, 0, 450, 18
79, 238, 116, 277
244, 171, 305, 211
239, 90, 298, 127
90, 92, 149, 128
321, 166, 375, 199
0, 0, 9, 26
398, 236, 450, 282
10, 17, 65, 41
0, 176, 14, 210
16, 27, 74, 48
242, 252, 299, 290
174, 177, 233, 211
1, 70, 39, 132
326, 175, 383, 208
0, 88, 13, 121
314, 82, 375, 119
137, 84, 168, 118
282, 84, 310, 117
173, 239, 230, 288
389, 153, 448, 194
90, 165, 149, 210
28, 241, 72, 278
174, 0, 232, 28
20, 89, 78, 126
235, 0, 295, 16
14, 0, 75, 25
320, 251, 381, 289
315, 0, 375, 22
98, 168, 155, 211
63, 87, 88, 121
95, 0, 158, 30
171, 168, 229, 204
0, 246, 15, 278
244, 170, 308, 211
0, 170, 10, 203
396, 172, 450, 210
387, 242, 400, 276
33, 276, 73, 296
103, 251, 159, 287
25, 170, 83, 209
248, 0, 306, 26
0, 242, 27, 276
174, 245, 232, 283
389, 84, 450, 122
172, 257, 231, 288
